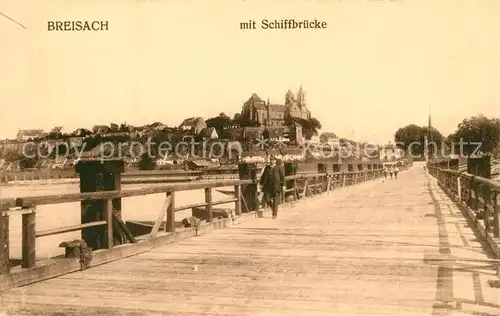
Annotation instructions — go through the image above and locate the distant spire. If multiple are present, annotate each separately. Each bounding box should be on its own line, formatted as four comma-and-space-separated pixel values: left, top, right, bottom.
297, 85, 305, 106
427, 105, 432, 161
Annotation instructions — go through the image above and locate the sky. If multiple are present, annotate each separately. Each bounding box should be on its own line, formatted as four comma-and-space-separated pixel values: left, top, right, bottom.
1, 0, 499, 144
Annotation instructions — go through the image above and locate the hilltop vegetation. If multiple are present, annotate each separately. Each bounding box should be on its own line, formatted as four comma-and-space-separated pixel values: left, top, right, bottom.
394, 114, 500, 157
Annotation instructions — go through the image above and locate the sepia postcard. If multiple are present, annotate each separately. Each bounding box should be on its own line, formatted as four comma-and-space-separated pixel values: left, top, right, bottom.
0, 0, 499, 315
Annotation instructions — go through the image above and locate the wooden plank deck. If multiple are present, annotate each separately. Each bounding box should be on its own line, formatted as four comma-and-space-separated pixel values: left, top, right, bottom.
1, 164, 499, 315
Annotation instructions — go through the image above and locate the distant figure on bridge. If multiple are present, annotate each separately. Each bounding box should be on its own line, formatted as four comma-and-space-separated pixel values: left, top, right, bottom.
389, 166, 394, 179
393, 166, 399, 179
384, 165, 392, 179
260, 156, 285, 219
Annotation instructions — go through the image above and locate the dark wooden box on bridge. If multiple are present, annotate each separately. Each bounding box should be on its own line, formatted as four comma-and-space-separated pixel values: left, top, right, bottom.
75, 159, 125, 251
467, 155, 491, 179
238, 162, 259, 212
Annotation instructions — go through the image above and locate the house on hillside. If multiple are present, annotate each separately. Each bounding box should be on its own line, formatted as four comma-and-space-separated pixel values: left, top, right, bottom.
0, 139, 21, 155
263, 127, 289, 144
380, 144, 405, 161
320, 132, 339, 147
92, 125, 111, 134
187, 160, 219, 170
306, 135, 320, 144
16, 129, 45, 141
154, 124, 168, 131
179, 117, 207, 134
71, 128, 92, 137
197, 127, 218, 140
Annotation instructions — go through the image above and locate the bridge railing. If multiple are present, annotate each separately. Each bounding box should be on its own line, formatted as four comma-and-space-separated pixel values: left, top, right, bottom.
0, 168, 240, 183
427, 166, 500, 252
0, 166, 397, 291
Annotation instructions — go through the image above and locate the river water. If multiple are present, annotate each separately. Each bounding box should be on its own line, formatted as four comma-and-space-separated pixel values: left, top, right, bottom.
0, 183, 235, 259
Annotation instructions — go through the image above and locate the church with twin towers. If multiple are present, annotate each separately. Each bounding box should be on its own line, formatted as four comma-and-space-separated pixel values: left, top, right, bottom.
240, 86, 312, 128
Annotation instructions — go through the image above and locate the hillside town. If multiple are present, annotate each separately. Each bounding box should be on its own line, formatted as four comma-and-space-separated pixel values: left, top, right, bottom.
0, 87, 393, 172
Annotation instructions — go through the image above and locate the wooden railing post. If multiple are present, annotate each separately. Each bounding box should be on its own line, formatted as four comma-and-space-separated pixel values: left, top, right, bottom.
104, 199, 113, 249
457, 176, 462, 201
205, 188, 213, 222
484, 187, 491, 232
467, 178, 473, 209
312, 176, 317, 195
234, 185, 242, 216
0, 210, 10, 274
165, 191, 175, 233
342, 173, 346, 187
473, 180, 479, 216
292, 174, 298, 200
493, 191, 500, 238
21, 206, 36, 268
326, 175, 331, 194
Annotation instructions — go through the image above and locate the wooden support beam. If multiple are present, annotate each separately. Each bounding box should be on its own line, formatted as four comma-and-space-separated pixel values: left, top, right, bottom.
494, 192, 500, 238
205, 188, 213, 222
483, 189, 491, 232
112, 212, 136, 243
293, 179, 298, 201
301, 179, 309, 199
0, 211, 9, 274
234, 185, 242, 216
21, 208, 36, 268
104, 199, 113, 249
165, 192, 176, 233
151, 194, 171, 238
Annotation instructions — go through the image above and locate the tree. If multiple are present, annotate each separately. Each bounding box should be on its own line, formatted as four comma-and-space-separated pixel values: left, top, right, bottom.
19, 157, 38, 170
118, 122, 130, 133
284, 117, 322, 140
138, 152, 156, 170
308, 118, 322, 133
110, 123, 119, 133
206, 112, 233, 135
320, 132, 337, 143
46, 130, 62, 140
394, 124, 444, 157
448, 115, 500, 156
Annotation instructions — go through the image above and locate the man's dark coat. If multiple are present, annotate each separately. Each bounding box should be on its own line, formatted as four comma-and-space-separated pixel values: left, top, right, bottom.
260, 164, 285, 197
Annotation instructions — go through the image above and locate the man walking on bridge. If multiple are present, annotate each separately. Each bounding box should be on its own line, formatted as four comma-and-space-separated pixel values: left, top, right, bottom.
260, 156, 285, 219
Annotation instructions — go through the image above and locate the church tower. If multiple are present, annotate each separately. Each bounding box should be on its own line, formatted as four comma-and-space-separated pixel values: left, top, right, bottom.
297, 85, 306, 108
285, 89, 295, 106
266, 97, 271, 127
